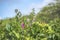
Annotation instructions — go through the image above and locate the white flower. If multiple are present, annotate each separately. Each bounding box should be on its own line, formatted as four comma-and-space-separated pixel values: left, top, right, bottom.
27, 18, 30, 22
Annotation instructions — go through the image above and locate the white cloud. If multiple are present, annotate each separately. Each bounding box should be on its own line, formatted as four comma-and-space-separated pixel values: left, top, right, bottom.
0, 17, 2, 19
43, 0, 53, 3
14, 0, 54, 15
26, 0, 54, 14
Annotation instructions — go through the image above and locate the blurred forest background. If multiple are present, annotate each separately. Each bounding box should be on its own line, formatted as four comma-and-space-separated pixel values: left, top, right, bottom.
0, 0, 60, 40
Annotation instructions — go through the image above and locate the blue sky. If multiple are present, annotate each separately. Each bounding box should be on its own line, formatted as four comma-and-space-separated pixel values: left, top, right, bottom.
0, 0, 53, 19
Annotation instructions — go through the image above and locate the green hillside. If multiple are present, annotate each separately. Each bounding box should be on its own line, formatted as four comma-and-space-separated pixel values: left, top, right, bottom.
0, 0, 60, 40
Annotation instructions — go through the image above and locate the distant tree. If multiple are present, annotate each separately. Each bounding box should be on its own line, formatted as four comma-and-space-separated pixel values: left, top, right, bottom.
15, 9, 22, 22
36, 0, 60, 23
29, 8, 35, 21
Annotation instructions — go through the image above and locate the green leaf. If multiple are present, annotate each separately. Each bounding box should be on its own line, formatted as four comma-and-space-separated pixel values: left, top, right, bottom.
12, 30, 20, 39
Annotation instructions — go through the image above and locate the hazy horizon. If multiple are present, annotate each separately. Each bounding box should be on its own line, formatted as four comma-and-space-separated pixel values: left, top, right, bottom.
0, 0, 53, 19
